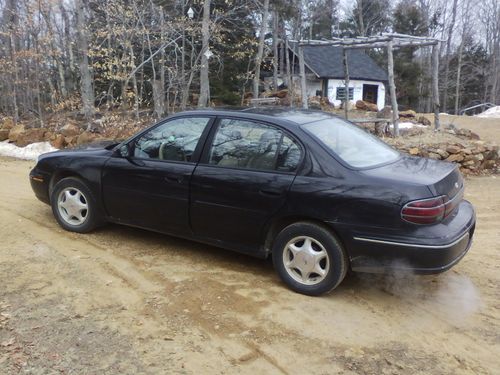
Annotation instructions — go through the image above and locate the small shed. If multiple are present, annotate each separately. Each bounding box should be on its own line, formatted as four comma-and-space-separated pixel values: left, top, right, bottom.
288, 44, 388, 110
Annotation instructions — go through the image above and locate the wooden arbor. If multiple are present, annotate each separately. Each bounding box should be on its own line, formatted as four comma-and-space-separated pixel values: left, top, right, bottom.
294, 33, 443, 136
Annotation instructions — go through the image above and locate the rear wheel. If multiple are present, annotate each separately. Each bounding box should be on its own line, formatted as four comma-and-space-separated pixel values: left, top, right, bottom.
272, 222, 348, 296
51, 177, 101, 233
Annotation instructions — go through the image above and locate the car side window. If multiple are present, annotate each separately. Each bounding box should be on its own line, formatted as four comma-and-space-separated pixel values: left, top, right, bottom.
133, 117, 210, 162
277, 135, 301, 172
209, 118, 296, 171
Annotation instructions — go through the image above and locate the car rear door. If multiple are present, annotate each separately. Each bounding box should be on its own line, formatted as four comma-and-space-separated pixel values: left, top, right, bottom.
190, 117, 302, 250
102, 116, 214, 235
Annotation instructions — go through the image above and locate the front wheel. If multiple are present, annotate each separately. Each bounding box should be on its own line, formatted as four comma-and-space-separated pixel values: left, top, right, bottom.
50, 177, 101, 233
272, 222, 348, 296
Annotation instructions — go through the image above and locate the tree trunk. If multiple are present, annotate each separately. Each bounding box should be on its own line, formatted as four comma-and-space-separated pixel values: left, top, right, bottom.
298, 45, 308, 109
387, 40, 399, 136
343, 48, 350, 119
75, 0, 95, 126
357, 0, 366, 37
442, 0, 458, 113
272, 11, 279, 91
198, 0, 211, 108
285, 38, 293, 107
5, 0, 19, 122
253, 0, 270, 99
432, 44, 440, 130
454, 40, 464, 114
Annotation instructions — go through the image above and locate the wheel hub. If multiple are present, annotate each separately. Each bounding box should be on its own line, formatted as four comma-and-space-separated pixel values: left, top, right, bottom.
283, 236, 330, 286
57, 187, 88, 226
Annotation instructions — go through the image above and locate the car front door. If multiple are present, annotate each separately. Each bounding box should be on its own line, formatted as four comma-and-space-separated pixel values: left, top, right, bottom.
190, 117, 302, 250
102, 116, 213, 235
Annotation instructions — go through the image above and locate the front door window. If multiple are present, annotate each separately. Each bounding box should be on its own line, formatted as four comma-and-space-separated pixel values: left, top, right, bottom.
134, 117, 210, 162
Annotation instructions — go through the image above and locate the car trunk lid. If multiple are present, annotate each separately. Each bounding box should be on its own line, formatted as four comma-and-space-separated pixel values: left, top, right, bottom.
363, 155, 463, 199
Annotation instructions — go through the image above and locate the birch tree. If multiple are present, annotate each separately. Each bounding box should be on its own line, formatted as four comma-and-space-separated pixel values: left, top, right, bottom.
198, 0, 211, 107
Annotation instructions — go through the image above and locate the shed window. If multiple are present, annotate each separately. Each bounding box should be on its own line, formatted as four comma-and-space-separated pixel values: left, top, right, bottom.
336, 87, 353, 100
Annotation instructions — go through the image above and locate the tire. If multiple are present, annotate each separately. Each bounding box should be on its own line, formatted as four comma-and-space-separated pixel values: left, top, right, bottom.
272, 222, 348, 296
50, 177, 101, 233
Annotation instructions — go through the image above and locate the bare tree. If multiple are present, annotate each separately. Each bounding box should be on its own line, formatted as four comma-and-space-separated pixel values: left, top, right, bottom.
454, 0, 472, 114
442, 0, 458, 113
198, 0, 211, 108
253, 0, 270, 99
75, 0, 95, 125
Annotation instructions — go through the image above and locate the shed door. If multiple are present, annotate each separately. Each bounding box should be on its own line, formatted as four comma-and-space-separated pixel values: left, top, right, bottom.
362, 84, 378, 104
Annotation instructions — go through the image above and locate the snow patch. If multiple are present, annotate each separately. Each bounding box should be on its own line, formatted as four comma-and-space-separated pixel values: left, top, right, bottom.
476, 106, 500, 118
389, 122, 426, 129
0, 141, 57, 160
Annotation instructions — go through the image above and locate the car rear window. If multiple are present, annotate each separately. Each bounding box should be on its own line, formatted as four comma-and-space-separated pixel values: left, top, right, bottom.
302, 118, 400, 168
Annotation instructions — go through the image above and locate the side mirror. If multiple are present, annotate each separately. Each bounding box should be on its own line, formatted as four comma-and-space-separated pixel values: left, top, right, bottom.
118, 144, 131, 158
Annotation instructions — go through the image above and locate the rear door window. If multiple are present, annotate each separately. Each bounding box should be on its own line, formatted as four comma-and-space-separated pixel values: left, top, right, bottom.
208, 118, 301, 172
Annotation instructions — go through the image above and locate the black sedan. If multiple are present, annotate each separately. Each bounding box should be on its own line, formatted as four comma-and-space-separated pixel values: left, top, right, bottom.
30, 109, 476, 295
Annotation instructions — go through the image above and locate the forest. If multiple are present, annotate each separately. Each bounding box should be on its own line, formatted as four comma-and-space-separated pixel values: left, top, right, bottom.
0, 0, 499, 127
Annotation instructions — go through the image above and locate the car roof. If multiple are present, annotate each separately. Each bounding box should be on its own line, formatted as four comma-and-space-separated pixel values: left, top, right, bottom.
171, 107, 338, 130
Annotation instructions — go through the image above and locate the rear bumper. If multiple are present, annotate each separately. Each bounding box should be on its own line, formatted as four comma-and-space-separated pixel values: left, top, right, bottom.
337, 200, 476, 274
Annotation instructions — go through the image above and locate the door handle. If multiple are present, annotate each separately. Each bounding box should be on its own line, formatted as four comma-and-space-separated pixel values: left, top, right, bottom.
164, 174, 183, 183
259, 188, 285, 197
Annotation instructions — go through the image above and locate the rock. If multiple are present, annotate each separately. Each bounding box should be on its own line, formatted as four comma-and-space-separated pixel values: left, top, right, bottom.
456, 128, 472, 137
399, 110, 416, 118
50, 134, 65, 149
484, 149, 499, 160
60, 123, 81, 137
435, 149, 449, 159
0, 129, 9, 141
8, 125, 46, 146
446, 154, 464, 162
483, 160, 496, 169
1, 117, 14, 130
308, 96, 322, 109
409, 147, 420, 155
377, 106, 392, 118
428, 152, 441, 160
7, 124, 25, 143
461, 148, 472, 155
476, 153, 484, 161
463, 154, 479, 162
65, 136, 77, 146
462, 160, 476, 167
76, 131, 96, 145
446, 145, 462, 154
417, 116, 431, 126
269, 89, 288, 99
17, 128, 46, 147
469, 132, 480, 140
356, 100, 378, 112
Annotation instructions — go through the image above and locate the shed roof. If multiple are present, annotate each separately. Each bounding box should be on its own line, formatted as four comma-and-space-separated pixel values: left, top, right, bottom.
290, 43, 388, 82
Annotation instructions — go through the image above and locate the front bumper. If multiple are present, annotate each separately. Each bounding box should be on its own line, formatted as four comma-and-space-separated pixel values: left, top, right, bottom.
341, 200, 476, 274
29, 168, 51, 205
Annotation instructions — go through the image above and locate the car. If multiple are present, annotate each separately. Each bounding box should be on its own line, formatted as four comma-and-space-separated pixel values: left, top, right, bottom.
29, 108, 476, 296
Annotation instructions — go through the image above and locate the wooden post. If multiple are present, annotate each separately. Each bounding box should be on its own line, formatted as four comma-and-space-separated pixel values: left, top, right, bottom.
431, 43, 440, 130
342, 47, 350, 119
298, 45, 308, 109
387, 39, 399, 136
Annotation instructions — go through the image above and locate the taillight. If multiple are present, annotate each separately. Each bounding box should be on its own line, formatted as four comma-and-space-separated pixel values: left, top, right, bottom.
402, 192, 463, 225
402, 196, 445, 224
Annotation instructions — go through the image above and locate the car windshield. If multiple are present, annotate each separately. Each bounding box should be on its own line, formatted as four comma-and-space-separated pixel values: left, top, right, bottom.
302, 118, 400, 168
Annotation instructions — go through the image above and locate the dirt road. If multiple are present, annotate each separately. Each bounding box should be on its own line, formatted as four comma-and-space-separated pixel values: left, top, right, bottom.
0, 157, 499, 374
